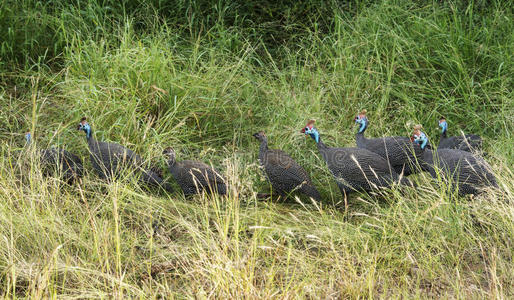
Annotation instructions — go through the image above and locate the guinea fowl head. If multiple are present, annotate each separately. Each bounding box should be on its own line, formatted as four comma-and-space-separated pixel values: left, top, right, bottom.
77, 117, 92, 139
439, 117, 448, 133
300, 119, 320, 143
162, 147, 176, 165
252, 131, 267, 143
354, 109, 368, 133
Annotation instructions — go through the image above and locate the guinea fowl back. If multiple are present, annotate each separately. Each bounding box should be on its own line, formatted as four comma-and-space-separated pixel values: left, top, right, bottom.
164, 147, 227, 196
87, 138, 140, 179
438, 118, 482, 152
355, 114, 424, 175
20, 132, 83, 183
439, 134, 482, 152
254, 132, 321, 200
40, 148, 84, 183
357, 135, 424, 175
423, 148, 496, 195
176, 160, 226, 195
321, 144, 408, 193
262, 149, 321, 200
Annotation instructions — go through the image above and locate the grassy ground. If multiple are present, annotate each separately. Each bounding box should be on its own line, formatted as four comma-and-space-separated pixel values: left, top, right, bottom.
0, 0, 513, 298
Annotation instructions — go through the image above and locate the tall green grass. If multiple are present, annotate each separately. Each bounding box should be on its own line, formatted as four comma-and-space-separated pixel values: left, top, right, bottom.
0, 0, 513, 297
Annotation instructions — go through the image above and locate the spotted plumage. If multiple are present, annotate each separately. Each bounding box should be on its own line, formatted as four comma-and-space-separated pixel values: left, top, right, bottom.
39, 148, 83, 183
438, 118, 482, 152
17, 132, 83, 183
163, 147, 226, 196
77, 118, 172, 192
355, 115, 424, 175
302, 122, 411, 197
253, 131, 321, 200
423, 148, 497, 195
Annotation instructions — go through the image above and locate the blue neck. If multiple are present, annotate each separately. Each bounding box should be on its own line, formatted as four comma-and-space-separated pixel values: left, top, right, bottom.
440, 121, 447, 134
309, 130, 320, 143
359, 122, 367, 133
355, 117, 367, 133
82, 123, 92, 140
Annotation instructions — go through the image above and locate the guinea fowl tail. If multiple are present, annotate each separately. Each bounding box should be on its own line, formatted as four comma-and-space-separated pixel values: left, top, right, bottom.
301, 184, 321, 201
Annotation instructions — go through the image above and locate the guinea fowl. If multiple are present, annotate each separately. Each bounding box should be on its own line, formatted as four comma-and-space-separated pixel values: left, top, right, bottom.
438, 117, 482, 152
422, 148, 497, 195
253, 131, 321, 201
20, 131, 83, 183
77, 117, 172, 192
163, 147, 226, 196
302, 120, 411, 197
354, 110, 424, 175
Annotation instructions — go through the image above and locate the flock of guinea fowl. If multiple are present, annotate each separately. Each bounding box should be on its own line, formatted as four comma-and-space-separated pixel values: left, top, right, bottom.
15, 110, 497, 200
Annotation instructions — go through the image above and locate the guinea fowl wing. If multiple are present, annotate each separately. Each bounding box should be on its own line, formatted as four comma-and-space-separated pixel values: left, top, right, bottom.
39, 148, 58, 164
348, 148, 398, 183
182, 160, 225, 188
88, 139, 141, 176
323, 147, 399, 187
437, 149, 496, 187
361, 136, 422, 171
38, 148, 83, 182
263, 149, 313, 190
439, 135, 482, 152
59, 149, 83, 178
61, 150, 83, 168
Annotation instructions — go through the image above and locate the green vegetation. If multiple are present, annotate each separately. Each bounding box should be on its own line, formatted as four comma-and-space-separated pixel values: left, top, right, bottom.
0, 0, 512, 297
